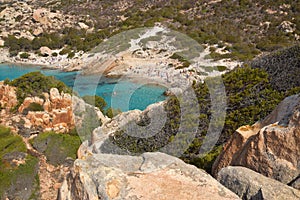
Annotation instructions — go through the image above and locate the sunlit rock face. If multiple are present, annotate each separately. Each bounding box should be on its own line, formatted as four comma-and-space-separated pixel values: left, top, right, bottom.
59, 152, 240, 200
213, 94, 300, 189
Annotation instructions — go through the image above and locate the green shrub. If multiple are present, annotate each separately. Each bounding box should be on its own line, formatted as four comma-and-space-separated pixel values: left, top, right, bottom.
19, 52, 30, 59
216, 65, 228, 72
22, 102, 44, 115
31, 132, 81, 166
67, 51, 75, 58
105, 107, 122, 118
82, 95, 107, 113
7, 72, 72, 105
170, 53, 191, 68
184, 145, 222, 173
59, 48, 70, 55
52, 52, 58, 57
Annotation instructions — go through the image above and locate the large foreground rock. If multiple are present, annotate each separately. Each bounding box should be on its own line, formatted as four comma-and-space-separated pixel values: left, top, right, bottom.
59, 152, 240, 200
217, 166, 300, 200
212, 94, 300, 188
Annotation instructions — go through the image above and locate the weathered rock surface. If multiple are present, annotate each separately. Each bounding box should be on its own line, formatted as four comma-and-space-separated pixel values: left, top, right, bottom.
59, 152, 240, 200
33, 8, 50, 25
39, 46, 52, 56
0, 81, 18, 111
212, 94, 300, 188
58, 99, 241, 200
0, 84, 105, 135
0, 1, 83, 41
19, 88, 74, 133
217, 166, 300, 200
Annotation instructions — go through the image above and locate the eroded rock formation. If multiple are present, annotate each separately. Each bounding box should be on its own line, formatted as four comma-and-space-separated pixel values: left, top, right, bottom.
19, 88, 74, 133
0, 83, 106, 134
212, 94, 300, 189
0, 81, 18, 111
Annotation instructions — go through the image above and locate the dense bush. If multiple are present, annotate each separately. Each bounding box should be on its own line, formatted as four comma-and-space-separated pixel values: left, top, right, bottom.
52, 52, 58, 57
105, 107, 122, 118
108, 64, 299, 171
251, 45, 300, 92
170, 53, 191, 69
19, 52, 30, 59
22, 102, 44, 115
82, 95, 107, 113
7, 72, 72, 105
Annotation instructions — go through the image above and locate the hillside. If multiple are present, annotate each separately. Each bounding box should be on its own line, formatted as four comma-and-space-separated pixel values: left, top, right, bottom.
0, 0, 299, 62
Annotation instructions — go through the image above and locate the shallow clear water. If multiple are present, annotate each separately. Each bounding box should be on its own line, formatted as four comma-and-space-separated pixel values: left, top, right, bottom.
0, 64, 166, 111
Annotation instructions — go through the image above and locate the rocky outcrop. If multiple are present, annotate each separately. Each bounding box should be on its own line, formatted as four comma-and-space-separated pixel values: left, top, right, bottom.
59, 152, 240, 200
18, 88, 74, 133
0, 1, 86, 40
39, 46, 52, 56
59, 100, 240, 200
33, 8, 50, 25
217, 166, 300, 200
0, 84, 105, 134
0, 81, 18, 111
212, 94, 300, 188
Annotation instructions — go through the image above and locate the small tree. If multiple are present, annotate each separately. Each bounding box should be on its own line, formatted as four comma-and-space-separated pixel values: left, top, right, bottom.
82, 95, 107, 113
105, 107, 122, 118
20, 52, 30, 59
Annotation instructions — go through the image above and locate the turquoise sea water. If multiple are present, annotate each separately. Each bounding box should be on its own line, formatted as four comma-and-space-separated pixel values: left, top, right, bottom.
0, 64, 166, 111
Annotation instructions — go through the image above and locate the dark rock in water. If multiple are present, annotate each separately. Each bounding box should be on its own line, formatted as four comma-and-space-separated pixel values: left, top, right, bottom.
217, 166, 300, 200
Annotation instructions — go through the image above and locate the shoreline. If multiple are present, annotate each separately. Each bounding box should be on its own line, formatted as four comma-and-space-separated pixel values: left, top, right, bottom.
0, 43, 242, 89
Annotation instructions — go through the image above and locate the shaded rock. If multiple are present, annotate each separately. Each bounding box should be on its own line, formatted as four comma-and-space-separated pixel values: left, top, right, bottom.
212, 94, 300, 187
2, 152, 27, 167
59, 152, 240, 200
217, 166, 300, 200
290, 176, 300, 190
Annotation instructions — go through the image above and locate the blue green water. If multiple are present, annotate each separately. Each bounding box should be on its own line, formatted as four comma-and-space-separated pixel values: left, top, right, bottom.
0, 64, 166, 111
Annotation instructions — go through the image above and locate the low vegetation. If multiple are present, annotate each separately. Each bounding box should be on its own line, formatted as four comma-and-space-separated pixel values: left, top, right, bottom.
82, 95, 107, 113
109, 61, 300, 172
0, 126, 39, 199
30, 131, 81, 166
22, 102, 44, 115
3, 0, 300, 62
